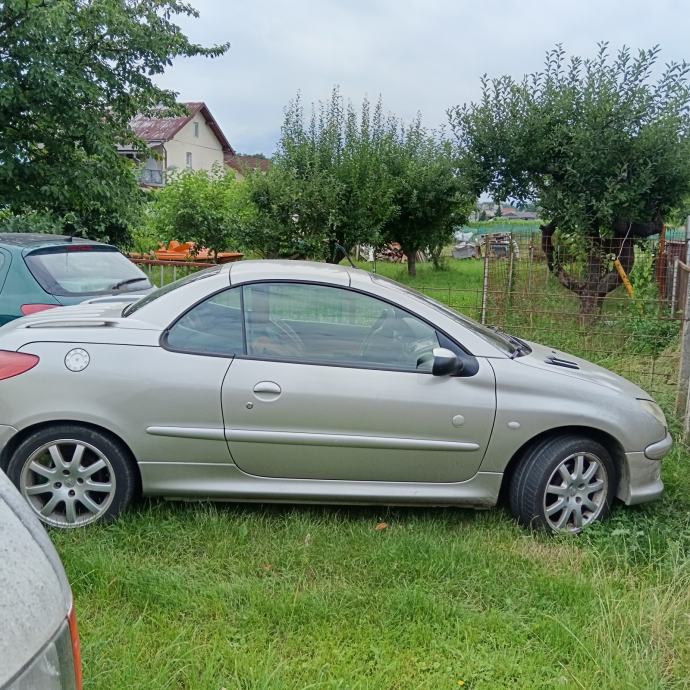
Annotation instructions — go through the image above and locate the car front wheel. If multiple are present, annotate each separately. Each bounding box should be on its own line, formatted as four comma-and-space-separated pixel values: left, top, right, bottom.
509, 435, 617, 533
8, 424, 137, 528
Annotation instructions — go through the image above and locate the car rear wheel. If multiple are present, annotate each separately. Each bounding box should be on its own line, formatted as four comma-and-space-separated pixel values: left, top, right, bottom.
8, 425, 136, 528
509, 435, 616, 533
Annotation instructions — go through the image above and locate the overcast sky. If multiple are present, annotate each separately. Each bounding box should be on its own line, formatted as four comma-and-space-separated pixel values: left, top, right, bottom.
155, 0, 689, 156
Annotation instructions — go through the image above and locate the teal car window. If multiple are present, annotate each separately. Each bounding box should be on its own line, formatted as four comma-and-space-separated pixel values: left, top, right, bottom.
243, 282, 439, 371
25, 246, 151, 297
165, 287, 244, 357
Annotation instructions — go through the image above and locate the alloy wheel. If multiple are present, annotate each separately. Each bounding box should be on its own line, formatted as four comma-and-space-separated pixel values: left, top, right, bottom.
19, 439, 117, 528
543, 451, 608, 533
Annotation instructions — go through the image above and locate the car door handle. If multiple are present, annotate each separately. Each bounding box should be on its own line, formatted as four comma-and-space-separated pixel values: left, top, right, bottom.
252, 381, 282, 399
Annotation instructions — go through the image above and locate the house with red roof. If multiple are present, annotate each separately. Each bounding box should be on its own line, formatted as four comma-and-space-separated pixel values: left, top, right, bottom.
224, 152, 271, 179
119, 102, 235, 186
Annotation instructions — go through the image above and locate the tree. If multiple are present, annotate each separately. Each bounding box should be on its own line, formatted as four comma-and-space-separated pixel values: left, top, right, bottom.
247, 89, 470, 272
244, 163, 340, 259
449, 44, 690, 316
0, 0, 228, 245
144, 166, 255, 257
246, 89, 398, 261
381, 120, 471, 276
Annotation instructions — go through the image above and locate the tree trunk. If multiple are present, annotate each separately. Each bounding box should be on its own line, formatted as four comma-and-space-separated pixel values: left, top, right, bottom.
406, 251, 417, 277
325, 239, 345, 264
540, 220, 640, 322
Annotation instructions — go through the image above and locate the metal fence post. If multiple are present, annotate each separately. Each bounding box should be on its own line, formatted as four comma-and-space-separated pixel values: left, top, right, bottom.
507, 234, 515, 309
671, 258, 679, 315
481, 237, 490, 325
676, 217, 690, 421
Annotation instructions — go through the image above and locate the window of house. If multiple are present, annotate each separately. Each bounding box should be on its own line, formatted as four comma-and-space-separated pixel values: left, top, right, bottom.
194, 122, 200, 138
186, 152, 193, 169
242, 282, 439, 371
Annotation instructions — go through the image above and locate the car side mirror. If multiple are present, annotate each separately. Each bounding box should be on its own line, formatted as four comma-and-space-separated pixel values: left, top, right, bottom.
431, 347, 463, 376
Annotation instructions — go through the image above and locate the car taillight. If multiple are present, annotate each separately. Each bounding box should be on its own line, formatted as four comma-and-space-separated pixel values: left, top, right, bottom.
0, 350, 39, 380
64, 244, 94, 252
21, 303, 58, 315
68, 605, 83, 690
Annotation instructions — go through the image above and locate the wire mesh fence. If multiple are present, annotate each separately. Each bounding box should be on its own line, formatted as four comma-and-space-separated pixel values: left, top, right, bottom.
129, 236, 688, 411
479, 231, 685, 406
131, 258, 209, 286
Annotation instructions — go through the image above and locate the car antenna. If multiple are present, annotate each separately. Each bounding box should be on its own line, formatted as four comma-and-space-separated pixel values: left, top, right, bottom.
332, 241, 356, 269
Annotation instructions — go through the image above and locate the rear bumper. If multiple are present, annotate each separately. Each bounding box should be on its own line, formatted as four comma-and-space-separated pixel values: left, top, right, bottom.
0, 424, 18, 470
617, 432, 672, 506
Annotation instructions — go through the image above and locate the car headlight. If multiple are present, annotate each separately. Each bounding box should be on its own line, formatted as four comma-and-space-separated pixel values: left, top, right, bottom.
7, 618, 78, 690
638, 399, 667, 430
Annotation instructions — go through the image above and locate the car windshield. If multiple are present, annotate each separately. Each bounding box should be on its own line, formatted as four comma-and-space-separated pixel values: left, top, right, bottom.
122, 265, 222, 317
370, 273, 520, 355
25, 246, 152, 297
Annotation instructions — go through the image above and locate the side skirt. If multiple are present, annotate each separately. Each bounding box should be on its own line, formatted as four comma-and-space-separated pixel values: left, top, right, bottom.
137, 461, 502, 508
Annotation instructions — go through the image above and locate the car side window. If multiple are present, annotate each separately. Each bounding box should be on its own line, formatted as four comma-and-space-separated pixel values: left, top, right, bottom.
243, 282, 439, 371
165, 287, 244, 357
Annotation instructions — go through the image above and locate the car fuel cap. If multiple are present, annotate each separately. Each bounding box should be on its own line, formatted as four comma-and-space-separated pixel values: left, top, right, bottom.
65, 348, 90, 372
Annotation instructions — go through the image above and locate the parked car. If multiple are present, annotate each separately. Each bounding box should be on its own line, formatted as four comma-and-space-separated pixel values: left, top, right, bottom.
0, 261, 671, 533
0, 468, 82, 689
0, 233, 153, 325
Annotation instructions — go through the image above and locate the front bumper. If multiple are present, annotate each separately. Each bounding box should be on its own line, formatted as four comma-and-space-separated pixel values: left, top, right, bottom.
617, 432, 672, 506
644, 432, 673, 460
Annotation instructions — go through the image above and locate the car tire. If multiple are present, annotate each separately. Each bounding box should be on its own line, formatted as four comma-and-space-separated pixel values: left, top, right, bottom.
7, 424, 137, 529
509, 434, 617, 533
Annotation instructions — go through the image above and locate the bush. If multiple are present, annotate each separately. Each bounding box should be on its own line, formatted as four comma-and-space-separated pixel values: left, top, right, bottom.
0, 209, 67, 234
144, 165, 255, 256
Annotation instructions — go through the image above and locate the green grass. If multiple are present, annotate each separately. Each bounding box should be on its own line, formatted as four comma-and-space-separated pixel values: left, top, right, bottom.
53, 444, 690, 689
356, 258, 486, 318
48, 256, 690, 689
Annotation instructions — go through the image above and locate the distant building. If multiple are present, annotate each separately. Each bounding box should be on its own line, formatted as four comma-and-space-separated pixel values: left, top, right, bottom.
224, 153, 271, 179
498, 206, 538, 221
119, 102, 234, 187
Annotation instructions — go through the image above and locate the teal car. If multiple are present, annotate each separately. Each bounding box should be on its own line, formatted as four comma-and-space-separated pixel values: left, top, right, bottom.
0, 233, 153, 325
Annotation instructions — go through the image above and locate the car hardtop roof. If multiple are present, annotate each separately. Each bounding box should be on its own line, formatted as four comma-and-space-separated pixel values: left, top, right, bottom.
228, 259, 355, 286
0, 233, 110, 249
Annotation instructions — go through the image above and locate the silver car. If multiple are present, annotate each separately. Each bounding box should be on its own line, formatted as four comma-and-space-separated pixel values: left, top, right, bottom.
0, 261, 672, 533
0, 469, 81, 689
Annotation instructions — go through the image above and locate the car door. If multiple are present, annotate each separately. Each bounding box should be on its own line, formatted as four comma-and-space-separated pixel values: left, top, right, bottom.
221, 282, 496, 483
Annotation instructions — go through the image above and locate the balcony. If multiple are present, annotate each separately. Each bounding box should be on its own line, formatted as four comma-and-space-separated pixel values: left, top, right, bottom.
140, 167, 165, 186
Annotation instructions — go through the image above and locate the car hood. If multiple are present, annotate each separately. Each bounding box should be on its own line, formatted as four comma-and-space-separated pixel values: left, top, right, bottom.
515, 339, 652, 400
0, 474, 69, 686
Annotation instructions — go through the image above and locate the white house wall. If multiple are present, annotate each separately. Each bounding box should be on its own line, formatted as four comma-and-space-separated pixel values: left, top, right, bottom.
164, 113, 225, 174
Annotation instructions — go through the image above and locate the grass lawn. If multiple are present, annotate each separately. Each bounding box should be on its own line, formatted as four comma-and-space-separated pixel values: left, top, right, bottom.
53, 444, 690, 690
49, 257, 690, 689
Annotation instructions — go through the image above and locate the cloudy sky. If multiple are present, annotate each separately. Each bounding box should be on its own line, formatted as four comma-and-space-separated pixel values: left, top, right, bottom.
156, 0, 689, 156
